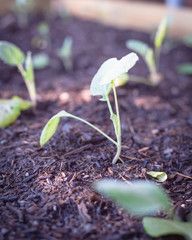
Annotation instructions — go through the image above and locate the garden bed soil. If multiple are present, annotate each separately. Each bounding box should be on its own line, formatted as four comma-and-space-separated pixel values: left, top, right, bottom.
0, 13, 192, 240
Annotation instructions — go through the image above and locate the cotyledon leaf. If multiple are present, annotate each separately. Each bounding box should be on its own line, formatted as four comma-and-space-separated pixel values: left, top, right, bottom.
0, 96, 33, 127
143, 217, 192, 240
154, 17, 168, 50
0, 41, 25, 66
126, 40, 150, 58
40, 111, 72, 147
90, 53, 138, 100
94, 180, 171, 216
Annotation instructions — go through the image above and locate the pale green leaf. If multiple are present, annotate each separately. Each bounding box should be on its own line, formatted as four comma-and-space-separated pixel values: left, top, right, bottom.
40, 110, 72, 147
126, 40, 150, 58
12, 96, 33, 110
58, 36, 73, 59
25, 52, 34, 82
0, 41, 25, 66
24, 52, 36, 104
143, 217, 192, 240
90, 53, 138, 100
147, 171, 167, 183
0, 96, 33, 127
94, 180, 171, 216
178, 63, 192, 75
154, 17, 168, 49
145, 48, 156, 73
32, 53, 50, 69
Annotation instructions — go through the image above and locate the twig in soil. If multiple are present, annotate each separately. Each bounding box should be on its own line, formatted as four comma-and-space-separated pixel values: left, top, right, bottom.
176, 172, 192, 180
64, 144, 93, 157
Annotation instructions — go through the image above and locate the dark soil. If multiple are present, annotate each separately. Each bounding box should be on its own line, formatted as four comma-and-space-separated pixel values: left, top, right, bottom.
0, 12, 192, 240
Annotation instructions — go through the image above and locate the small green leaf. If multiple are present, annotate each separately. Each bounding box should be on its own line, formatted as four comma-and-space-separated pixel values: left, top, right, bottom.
147, 171, 167, 182
126, 40, 155, 72
126, 40, 150, 57
0, 41, 25, 66
90, 53, 138, 100
58, 36, 73, 59
0, 96, 33, 127
94, 180, 171, 216
40, 110, 72, 147
32, 53, 50, 69
24, 52, 36, 104
154, 17, 168, 49
143, 217, 192, 240
178, 63, 192, 75
110, 114, 119, 137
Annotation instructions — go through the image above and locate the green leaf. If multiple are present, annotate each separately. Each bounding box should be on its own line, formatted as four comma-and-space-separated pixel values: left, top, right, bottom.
143, 217, 192, 240
24, 52, 36, 104
58, 36, 73, 59
154, 17, 168, 49
94, 180, 171, 216
126, 40, 150, 58
32, 53, 50, 69
90, 53, 138, 100
40, 110, 72, 147
178, 63, 192, 75
0, 41, 25, 66
147, 171, 167, 183
0, 96, 33, 127
126, 40, 155, 73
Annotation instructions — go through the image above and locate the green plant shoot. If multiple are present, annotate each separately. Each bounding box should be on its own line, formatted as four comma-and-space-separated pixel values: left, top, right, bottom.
94, 179, 192, 240
57, 36, 73, 71
40, 53, 139, 164
126, 17, 168, 86
0, 41, 36, 105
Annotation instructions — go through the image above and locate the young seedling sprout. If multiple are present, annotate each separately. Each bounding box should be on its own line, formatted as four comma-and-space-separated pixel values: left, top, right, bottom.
126, 17, 168, 86
0, 41, 36, 106
57, 36, 73, 72
40, 53, 139, 164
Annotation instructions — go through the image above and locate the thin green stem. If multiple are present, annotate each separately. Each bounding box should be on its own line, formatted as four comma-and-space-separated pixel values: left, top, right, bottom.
70, 114, 118, 146
112, 82, 121, 164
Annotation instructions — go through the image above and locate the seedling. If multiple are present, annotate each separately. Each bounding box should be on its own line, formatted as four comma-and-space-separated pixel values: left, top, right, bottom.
57, 36, 73, 72
40, 53, 139, 164
126, 17, 168, 86
0, 41, 36, 105
95, 179, 192, 240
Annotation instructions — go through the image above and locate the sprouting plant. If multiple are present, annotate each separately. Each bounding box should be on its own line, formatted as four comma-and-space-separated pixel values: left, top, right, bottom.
40, 53, 138, 164
0, 41, 36, 105
126, 17, 168, 86
57, 36, 73, 72
94, 179, 192, 240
